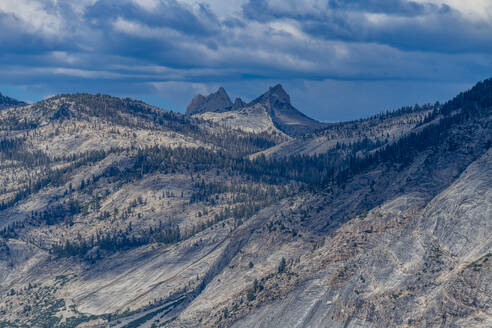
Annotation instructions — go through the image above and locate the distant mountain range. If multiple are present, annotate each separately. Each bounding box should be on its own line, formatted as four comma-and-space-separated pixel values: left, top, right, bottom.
0, 79, 490, 328
186, 84, 326, 136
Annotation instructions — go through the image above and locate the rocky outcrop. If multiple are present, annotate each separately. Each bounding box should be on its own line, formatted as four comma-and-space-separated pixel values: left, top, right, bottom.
248, 84, 291, 109
195, 104, 289, 135
0, 79, 490, 328
246, 84, 326, 136
185, 87, 233, 115
228, 128, 492, 328
232, 98, 246, 110
190, 84, 327, 137
253, 104, 434, 159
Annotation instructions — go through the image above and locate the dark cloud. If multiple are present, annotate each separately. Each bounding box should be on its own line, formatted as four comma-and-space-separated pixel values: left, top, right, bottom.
243, 0, 438, 21
0, 0, 490, 120
329, 0, 441, 16
85, 0, 220, 36
243, 0, 492, 53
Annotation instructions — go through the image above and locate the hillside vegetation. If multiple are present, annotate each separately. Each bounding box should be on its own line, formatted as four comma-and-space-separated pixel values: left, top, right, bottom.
0, 79, 490, 327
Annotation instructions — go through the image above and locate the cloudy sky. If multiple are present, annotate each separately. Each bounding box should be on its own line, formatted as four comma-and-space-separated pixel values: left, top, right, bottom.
1, 0, 491, 121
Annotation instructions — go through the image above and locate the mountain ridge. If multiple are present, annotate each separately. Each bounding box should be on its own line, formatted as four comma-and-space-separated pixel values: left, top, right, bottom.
186, 87, 233, 115
0, 78, 490, 327
0, 92, 27, 110
187, 85, 327, 137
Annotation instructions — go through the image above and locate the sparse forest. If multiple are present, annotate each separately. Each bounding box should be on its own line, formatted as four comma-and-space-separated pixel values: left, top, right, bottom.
0, 78, 490, 328
1, 80, 491, 260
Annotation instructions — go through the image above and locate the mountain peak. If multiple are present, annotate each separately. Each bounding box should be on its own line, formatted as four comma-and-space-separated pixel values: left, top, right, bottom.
232, 97, 246, 110
188, 84, 325, 136
186, 87, 233, 115
266, 84, 290, 104
249, 84, 291, 109
246, 84, 325, 136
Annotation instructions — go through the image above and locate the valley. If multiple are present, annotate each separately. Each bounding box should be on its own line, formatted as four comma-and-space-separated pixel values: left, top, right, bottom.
0, 80, 490, 328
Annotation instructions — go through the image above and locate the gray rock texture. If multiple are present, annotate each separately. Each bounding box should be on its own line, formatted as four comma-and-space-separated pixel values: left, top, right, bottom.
185, 87, 233, 115
0, 80, 490, 327
247, 84, 326, 136
232, 98, 247, 110
190, 85, 327, 137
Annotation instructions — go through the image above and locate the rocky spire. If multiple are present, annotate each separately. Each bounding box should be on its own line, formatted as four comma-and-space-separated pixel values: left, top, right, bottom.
248, 84, 291, 110
232, 97, 246, 110
185, 87, 233, 115
185, 83, 325, 136
248, 84, 325, 136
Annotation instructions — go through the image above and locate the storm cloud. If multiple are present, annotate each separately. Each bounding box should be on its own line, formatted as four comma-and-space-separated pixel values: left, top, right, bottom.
1, 0, 491, 121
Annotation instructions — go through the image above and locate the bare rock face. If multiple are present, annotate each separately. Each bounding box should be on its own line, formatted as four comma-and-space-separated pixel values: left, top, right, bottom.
185, 87, 233, 115
254, 104, 435, 159
250, 84, 291, 107
190, 84, 327, 137
0, 78, 491, 328
232, 97, 247, 110
194, 104, 288, 135
247, 84, 326, 136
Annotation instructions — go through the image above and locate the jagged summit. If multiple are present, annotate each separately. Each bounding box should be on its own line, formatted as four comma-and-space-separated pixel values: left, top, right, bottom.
0, 91, 27, 110
232, 97, 246, 110
249, 84, 291, 107
185, 86, 233, 115
0, 78, 491, 328
188, 84, 326, 136
247, 84, 326, 136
